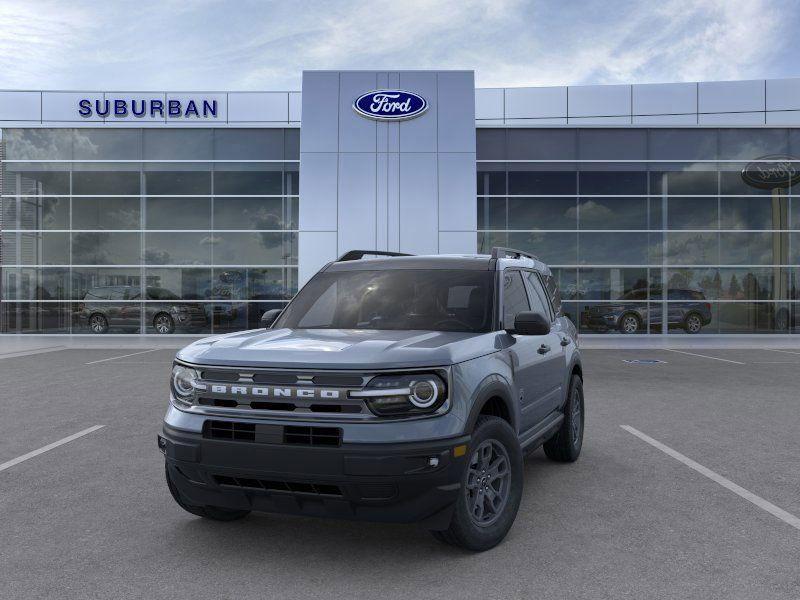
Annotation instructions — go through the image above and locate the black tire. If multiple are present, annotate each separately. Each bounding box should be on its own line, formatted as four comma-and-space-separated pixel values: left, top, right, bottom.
617, 313, 641, 334
88, 313, 108, 334
153, 313, 175, 334
165, 464, 250, 521
543, 374, 584, 463
683, 312, 703, 334
431, 416, 523, 552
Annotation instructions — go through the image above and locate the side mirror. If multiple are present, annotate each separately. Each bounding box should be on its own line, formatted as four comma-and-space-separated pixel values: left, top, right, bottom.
260, 308, 283, 329
510, 311, 550, 336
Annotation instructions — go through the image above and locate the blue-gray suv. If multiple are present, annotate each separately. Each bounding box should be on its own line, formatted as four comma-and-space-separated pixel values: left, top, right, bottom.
159, 247, 584, 551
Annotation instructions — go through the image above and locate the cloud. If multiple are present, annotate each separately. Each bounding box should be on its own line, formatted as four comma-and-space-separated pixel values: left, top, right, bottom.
0, 0, 795, 91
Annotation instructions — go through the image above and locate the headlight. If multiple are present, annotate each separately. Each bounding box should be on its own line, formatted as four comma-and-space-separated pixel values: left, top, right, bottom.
351, 372, 448, 416
171, 364, 201, 405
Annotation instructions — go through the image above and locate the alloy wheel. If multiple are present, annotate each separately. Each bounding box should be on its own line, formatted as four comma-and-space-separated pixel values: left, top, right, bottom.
466, 439, 511, 527
621, 315, 639, 334
686, 314, 702, 333
155, 315, 173, 334
90, 315, 106, 333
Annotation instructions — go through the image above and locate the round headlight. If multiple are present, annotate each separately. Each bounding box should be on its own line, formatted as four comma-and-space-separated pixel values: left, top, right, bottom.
409, 379, 439, 408
172, 365, 199, 399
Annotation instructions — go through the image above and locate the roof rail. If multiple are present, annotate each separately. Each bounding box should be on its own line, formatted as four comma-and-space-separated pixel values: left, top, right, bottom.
337, 250, 413, 262
490, 246, 539, 261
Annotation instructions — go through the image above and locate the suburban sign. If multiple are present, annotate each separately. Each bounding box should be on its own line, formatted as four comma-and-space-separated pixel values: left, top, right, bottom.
78, 98, 219, 119
352, 90, 428, 121
741, 155, 800, 190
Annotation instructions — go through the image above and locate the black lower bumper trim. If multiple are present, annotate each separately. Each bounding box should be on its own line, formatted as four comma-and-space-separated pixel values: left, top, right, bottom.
161, 424, 469, 529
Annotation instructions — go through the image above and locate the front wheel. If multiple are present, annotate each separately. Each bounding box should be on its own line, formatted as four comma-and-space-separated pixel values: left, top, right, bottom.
153, 313, 175, 334
683, 313, 703, 334
618, 313, 641, 334
165, 464, 250, 521
543, 374, 584, 462
88, 313, 108, 334
431, 416, 523, 551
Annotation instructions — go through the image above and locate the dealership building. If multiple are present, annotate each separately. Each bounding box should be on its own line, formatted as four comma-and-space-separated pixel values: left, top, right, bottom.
1, 70, 799, 336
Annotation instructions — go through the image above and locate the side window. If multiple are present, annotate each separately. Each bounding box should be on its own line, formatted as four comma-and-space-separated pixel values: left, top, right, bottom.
502, 271, 530, 328
543, 274, 563, 316
522, 271, 552, 320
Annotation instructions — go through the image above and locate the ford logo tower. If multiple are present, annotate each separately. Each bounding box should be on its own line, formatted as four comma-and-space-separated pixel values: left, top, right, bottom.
353, 90, 428, 121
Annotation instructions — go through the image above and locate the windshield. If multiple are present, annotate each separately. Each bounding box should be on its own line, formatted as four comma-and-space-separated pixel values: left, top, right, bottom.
274, 269, 495, 332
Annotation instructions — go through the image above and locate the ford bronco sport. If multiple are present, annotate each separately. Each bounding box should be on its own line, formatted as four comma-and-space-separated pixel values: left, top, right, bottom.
160, 247, 584, 551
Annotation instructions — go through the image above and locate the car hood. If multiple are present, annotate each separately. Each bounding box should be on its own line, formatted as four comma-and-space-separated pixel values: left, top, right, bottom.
176, 328, 501, 370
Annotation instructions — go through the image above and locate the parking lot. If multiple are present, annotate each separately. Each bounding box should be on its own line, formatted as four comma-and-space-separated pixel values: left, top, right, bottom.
1, 344, 799, 600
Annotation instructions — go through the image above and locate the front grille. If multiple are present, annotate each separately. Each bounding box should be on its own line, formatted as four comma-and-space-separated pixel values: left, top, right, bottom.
204, 420, 342, 447
284, 426, 342, 447
213, 475, 343, 497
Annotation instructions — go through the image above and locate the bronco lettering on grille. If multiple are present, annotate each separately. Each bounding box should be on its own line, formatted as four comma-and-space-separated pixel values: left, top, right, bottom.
208, 384, 341, 400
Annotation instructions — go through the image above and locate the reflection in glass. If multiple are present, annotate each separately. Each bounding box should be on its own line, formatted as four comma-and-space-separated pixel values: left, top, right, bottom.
71, 232, 141, 265
145, 268, 212, 299
213, 197, 295, 230
72, 197, 140, 230
144, 233, 213, 265
145, 197, 211, 230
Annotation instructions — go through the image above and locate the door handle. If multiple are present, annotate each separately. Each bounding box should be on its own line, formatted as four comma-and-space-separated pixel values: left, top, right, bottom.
538, 344, 551, 355
560, 337, 570, 347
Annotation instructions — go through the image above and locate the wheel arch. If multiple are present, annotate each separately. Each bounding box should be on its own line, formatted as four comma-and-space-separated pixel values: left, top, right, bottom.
464, 376, 517, 435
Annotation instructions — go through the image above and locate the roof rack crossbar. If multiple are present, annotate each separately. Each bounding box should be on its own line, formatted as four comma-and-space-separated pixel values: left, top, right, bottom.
490, 246, 539, 261
337, 250, 413, 262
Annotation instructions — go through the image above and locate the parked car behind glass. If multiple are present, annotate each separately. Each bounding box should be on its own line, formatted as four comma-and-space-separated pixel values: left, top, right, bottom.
75, 286, 207, 334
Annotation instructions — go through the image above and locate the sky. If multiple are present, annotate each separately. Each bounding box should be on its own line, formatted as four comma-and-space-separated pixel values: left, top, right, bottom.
0, 0, 798, 91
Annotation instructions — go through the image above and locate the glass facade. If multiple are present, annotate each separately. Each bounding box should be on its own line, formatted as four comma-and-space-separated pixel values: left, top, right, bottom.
477, 128, 800, 334
0, 128, 298, 334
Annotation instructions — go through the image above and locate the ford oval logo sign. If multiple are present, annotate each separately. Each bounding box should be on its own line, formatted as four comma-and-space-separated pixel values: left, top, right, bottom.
741, 155, 800, 190
353, 90, 428, 121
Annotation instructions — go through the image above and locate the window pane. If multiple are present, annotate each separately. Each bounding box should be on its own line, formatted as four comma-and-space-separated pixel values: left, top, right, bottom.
579, 171, 647, 195
477, 170, 506, 196
211, 232, 297, 265
3, 129, 73, 160
666, 268, 720, 300
145, 268, 212, 300
0, 302, 71, 333
72, 129, 142, 160
667, 232, 719, 264
20, 196, 70, 230
578, 268, 650, 300
508, 197, 577, 230
9, 170, 70, 195
1, 267, 69, 300
71, 232, 141, 264
507, 129, 576, 160
144, 233, 212, 265
213, 129, 284, 160
720, 196, 785, 229
718, 128, 788, 160
477, 197, 507, 230
72, 268, 142, 300
479, 231, 578, 265
214, 170, 283, 195
145, 171, 211, 195
649, 129, 717, 161
579, 232, 652, 265
143, 129, 213, 160
17, 232, 70, 265
72, 171, 140, 195
72, 197, 140, 229
476, 129, 506, 160
502, 271, 530, 327
508, 171, 575, 195
145, 197, 211, 230
720, 232, 782, 265
578, 198, 647, 230
579, 129, 646, 161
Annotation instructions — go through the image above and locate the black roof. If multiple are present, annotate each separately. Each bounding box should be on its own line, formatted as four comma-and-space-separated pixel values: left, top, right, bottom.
325, 254, 493, 271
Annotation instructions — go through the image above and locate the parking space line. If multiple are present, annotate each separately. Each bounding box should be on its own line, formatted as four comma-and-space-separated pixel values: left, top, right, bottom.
621, 425, 800, 532
763, 349, 800, 356
0, 346, 67, 360
0, 425, 105, 473
85, 349, 160, 365
663, 349, 745, 365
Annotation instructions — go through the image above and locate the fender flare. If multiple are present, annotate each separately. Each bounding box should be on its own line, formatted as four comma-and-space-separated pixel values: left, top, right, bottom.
463, 374, 517, 434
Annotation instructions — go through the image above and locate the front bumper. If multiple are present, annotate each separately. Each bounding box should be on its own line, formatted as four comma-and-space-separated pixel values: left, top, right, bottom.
160, 423, 470, 529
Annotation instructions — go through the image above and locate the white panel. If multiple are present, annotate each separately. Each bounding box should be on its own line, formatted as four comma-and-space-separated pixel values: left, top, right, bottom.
437, 71, 475, 152
568, 116, 631, 125
568, 84, 631, 117
300, 71, 339, 152
298, 153, 338, 231
228, 92, 288, 122
376, 152, 388, 250
698, 112, 765, 125
398, 71, 437, 152
299, 231, 338, 286
339, 72, 377, 152
766, 110, 800, 125
337, 153, 377, 252
0, 91, 41, 121
633, 114, 698, 125
766, 78, 800, 111
505, 86, 567, 119
438, 153, 476, 231
476, 119, 506, 126
632, 82, 696, 115
387, 154, 400, 251
505, 118, 567, 125
475, 88, 504, 120
165, 93, 226, 122
43, 92, 104, 122
376, 73, 389, 151
698, 80, 764, 113
288, 92, 302, 122
399, 154, 438, 255
439, 231, 477, 254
